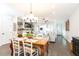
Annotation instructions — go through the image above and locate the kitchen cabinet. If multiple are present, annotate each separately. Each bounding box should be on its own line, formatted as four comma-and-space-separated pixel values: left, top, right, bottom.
13, 17, 34, 37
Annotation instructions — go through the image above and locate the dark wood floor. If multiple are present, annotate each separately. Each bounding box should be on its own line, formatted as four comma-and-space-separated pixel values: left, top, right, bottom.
47, 35, 74, 56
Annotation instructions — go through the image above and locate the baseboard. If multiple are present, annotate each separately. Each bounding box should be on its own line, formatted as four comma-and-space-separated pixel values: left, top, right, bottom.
0, 43, 10, 47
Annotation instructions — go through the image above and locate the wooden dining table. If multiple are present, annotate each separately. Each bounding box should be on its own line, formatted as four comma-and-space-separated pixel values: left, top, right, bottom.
10, 38, 48, 56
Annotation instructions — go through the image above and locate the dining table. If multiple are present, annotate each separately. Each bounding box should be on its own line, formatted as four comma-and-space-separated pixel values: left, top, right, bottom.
10, 37, 49, 56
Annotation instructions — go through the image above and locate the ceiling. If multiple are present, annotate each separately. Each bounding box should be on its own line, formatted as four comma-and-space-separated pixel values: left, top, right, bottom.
3, 3, 79, 20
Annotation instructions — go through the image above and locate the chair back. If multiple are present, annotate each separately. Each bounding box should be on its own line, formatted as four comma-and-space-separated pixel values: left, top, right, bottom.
12, 38, 20, 56
22, 38, 33, 56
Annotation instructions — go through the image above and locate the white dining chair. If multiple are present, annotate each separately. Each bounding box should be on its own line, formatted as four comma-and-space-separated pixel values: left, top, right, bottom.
12, 38, 20, 56
22, 38, 39, 56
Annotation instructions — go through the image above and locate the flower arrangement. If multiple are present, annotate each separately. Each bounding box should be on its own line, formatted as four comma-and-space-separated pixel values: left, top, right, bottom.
23, 32, 33, 39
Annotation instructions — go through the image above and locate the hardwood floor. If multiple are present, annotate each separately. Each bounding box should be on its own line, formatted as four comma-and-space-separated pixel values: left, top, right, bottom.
0, 44, 11, 56
0, 35, 74, 56
47, 35, 74, 56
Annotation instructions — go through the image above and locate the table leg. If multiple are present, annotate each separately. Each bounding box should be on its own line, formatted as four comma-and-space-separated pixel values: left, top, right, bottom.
34, 45, 45, 56
40, 45, 45, 56
40, 44, 48, 56
46, 42, 49, 56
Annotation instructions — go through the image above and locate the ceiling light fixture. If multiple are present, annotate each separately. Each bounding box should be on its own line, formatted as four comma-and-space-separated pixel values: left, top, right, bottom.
28, 3, 38, 23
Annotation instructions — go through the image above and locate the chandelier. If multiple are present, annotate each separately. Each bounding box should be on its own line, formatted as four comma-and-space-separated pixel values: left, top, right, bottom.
23, 3, 38, 23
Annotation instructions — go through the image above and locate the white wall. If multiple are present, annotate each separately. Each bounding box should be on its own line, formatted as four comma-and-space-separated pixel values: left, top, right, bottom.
66, 7, 79, 43
0, 4, 18, 46
0, 16, 13, 46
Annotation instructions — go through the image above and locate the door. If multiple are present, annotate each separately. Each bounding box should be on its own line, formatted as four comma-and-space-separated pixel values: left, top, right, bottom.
57, 24, 62, 35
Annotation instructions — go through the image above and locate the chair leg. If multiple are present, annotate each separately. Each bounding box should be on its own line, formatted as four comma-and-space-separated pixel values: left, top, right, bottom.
36, 49, 38, 56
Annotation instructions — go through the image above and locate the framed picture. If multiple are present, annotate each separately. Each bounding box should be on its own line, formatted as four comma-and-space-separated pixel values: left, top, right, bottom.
65, 19, 69, 31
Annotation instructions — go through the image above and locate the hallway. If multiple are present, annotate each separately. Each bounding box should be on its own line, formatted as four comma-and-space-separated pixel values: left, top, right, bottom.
48, 35, 74, 56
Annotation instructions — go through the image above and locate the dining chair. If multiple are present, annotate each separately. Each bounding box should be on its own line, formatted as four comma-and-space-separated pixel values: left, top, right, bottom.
12, 38, 20, 56
22, 38, 39, 56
